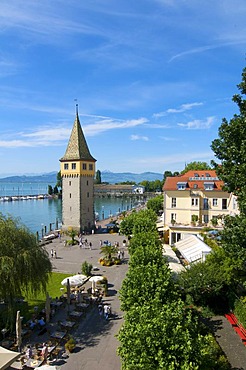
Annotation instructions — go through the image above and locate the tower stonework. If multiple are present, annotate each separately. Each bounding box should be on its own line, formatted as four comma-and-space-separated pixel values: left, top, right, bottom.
60, 109, 96, 233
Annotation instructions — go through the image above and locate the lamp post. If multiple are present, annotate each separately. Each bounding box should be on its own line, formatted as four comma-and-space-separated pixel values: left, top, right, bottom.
102, 206, 104, 220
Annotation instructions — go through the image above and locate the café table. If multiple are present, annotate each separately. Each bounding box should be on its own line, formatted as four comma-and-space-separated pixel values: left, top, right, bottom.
60, 320, 75, 329
24, 358, 43, 368
69, 310, 84, 319
76, 303, 90, 310
50, 330, 66, 340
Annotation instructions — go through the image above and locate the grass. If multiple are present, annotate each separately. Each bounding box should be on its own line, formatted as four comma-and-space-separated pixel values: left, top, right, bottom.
21, 272, 70, 321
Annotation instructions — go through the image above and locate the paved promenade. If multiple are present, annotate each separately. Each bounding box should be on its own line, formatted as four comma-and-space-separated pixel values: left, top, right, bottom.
44, 231, 128, 370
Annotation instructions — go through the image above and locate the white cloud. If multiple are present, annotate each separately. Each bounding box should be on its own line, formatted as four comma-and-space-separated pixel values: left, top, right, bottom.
130, 135, 149, 141
153, 102, 203, 118
159, 136, 179, 141
178, 116, 215, 129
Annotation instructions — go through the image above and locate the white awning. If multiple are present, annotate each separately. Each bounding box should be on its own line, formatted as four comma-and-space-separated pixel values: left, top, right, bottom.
175, 235, 211, 264
0, 346, 20, 370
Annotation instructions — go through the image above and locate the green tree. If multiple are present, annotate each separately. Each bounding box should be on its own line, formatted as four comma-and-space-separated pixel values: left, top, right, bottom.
47, 184, 53, 195
95, 170, 102, 184
53, 185, 58, 194
56, 170, 62, 189
100, 244, 118, 261
118, 300, 205, 370
147, 195, 163, 215
65, 228, 78, 245
180, 161, 211, 175
0, 213, 52, 322
211, 67, 246, 213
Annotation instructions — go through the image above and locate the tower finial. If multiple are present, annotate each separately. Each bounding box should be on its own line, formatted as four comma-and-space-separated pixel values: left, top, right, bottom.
74, 99, 78, 115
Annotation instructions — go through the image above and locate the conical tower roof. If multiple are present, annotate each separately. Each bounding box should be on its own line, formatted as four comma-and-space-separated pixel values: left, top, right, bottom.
60, 112, 96, 162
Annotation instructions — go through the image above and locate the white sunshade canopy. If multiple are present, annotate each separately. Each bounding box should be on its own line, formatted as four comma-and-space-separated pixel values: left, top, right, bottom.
61, 274, 87, 287
175, 235, 211, 264
89, 275, 104, 283
0, 346, 20, 370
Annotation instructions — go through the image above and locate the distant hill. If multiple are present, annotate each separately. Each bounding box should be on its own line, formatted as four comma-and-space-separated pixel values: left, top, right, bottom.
0, 171, 163, 184
101, 171, 163, 183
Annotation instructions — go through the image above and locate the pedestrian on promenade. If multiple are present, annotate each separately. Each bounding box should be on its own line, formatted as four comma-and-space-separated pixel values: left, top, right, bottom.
54, 250, 57, 259
104, 304, 109, 320
50, 249, 53, 258
89, 242, 92, 250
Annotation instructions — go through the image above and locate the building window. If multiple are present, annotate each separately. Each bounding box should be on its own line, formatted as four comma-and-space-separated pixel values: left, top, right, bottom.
64, 163, 69, 170
222, 199, 227, 210
171, 198, 176, 208
171, 213, 176, 222
213, 198, 218, 207
177, 182, 186, 190
87, 180, 89, 186
203, 198, 209, 210
69, 181, 71, 186
191, 198, 198, 206
193, 184, 198, 189
89, 164, 93, 171
70, 206, 72, 211
204, 182, 214, 190
87, 192, 89, 198
69, 193, 71, 198
83, 163, 87, 170
204, 215, 209, 223
72, 163, 76, 170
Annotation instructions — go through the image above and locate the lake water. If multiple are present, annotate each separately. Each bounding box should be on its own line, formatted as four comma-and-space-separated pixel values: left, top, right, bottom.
0, 182, 141, 236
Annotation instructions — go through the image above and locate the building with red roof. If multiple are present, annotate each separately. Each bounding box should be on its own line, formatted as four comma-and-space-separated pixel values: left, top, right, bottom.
162, 170, 239, 245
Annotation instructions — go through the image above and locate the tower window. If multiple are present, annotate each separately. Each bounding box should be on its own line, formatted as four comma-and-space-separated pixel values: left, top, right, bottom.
70, 193, 71, 198
69, 181, 71, 186
64, 163, 69, 170
87, 180, 89, 186
72, 163, 76, 170
89, 164, 93, 171
83, 163, 87, 170
87, 192, 89, 198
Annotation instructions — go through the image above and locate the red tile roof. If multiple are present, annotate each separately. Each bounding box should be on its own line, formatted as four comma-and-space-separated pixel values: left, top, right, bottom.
163, 170, 224, 191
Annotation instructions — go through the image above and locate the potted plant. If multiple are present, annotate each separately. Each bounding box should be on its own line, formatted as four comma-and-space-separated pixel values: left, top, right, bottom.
65, 336, 76, 353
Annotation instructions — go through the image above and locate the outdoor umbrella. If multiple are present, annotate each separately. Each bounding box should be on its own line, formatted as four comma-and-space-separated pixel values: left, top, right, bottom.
0, 346, 20, 370
61, 274, 87, 287
89, 275, 104, 283
45, 292, 51, 323
66, 278, 71, 311
16, 310, 22, 353
37, 365, 61, 370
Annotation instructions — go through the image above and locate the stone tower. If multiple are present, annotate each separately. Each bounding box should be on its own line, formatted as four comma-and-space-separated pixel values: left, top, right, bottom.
60, 106, 96, 233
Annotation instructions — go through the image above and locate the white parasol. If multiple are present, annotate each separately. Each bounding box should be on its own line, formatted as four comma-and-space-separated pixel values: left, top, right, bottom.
89, 275, 104, 283
61, 274, 87, 287
16, 310, 22, 352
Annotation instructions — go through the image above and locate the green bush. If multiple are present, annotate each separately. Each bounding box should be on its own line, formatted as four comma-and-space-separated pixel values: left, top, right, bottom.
81, 261, 93, 276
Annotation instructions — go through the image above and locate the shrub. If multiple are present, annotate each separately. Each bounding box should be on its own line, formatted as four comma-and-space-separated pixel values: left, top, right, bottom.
81, 261, 93, 276
65, 336, 76, 353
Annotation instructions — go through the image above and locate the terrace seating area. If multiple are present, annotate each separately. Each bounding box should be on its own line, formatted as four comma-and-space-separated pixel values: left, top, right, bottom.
0, 279, 105, 369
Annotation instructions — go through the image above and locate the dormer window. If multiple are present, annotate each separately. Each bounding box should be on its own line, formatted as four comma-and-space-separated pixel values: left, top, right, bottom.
193, 184, 198, 189
194, 173, 199, 177
204, 182, 214, 190
205, 173, 210, 177
177, 182, 186, 190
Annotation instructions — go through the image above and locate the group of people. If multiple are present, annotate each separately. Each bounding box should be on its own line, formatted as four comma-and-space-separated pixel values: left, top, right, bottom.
98, 303, 111, 320
79, 234, 93, 249
50, 249, 57, 258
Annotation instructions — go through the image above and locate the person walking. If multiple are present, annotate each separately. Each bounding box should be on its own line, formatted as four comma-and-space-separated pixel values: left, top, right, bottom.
50, 249, 53, 258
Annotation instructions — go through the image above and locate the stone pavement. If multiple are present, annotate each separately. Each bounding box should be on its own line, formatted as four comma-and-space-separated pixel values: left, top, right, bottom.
45, 231, 128, 370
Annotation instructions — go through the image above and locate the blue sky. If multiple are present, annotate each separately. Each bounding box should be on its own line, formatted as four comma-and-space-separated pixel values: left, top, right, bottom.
1, 0, 246, 176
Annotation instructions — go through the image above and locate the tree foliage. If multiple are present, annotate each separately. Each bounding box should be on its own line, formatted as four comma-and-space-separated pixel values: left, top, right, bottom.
147, 195, 163, 215
211, 67, 246, 213
95, 169, 102, 184
118, 210, 221, 369
0, 213, 52, 320
180, 161, 211, 175
56, 170, 62, 189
